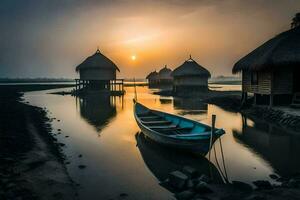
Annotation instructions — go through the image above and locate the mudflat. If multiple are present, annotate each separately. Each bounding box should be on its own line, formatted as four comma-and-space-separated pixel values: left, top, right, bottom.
0, 86, 77, 200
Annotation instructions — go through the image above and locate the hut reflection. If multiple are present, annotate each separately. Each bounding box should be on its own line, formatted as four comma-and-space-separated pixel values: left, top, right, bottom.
77, 93, 119, 132
173, 98, 208, 115
159, 97, 172, 105
233, 116, 300, 177
135, 133, 223, 190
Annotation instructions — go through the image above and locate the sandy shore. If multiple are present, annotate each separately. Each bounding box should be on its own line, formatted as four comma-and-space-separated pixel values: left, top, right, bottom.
0, 87, 77, 200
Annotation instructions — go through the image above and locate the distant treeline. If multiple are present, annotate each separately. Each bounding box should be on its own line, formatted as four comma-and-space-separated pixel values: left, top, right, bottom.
0, 78, 74, 83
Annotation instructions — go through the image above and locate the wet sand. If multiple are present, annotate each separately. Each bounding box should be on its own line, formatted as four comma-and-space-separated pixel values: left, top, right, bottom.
0, 87, 77, 200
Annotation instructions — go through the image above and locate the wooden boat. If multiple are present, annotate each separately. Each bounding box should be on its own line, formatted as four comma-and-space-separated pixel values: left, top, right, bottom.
133, 101, 225, 154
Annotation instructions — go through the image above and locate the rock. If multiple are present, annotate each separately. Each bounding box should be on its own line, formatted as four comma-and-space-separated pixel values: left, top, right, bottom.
269, 174, 279, 180
276, 177, 287, 182
5, 182, 17, 189
168, 171, 189, 190
253, 180, 273, 190
232, 181, 253, 192
198, 174, 211, 183
182, 166, 198, 178
175, 190, 195, 200
57, 129, 61, 131
78, 165, 86, 169
186, 180, 194, 189
78, 154, 82, 158
65, 135, 69, 138
244, 194, 266, 200
195, 181, 213, 193
287, 178, 300, 188
120, 193, 128, 197
59, 143, 65, 147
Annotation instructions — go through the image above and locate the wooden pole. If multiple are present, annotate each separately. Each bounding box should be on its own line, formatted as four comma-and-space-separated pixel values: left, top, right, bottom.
134, 78, 137, 101
208, 115, 216, 161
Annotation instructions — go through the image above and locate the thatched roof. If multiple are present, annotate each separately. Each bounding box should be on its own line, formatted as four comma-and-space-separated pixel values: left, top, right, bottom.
76, 49, 120, 72
172, 56, 211, 78
233, 27, 300, 73
146, 71, 159, 80
158, 65, 172, 79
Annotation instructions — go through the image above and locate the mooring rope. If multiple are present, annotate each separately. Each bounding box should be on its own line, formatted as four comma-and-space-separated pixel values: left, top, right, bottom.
219, 137, 229, 181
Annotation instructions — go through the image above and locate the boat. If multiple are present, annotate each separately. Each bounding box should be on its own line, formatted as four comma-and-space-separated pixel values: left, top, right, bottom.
133, 101, 225, 154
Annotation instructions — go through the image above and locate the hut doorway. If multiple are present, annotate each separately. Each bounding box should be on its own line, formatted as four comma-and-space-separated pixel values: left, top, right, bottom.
293, 67, 300, 92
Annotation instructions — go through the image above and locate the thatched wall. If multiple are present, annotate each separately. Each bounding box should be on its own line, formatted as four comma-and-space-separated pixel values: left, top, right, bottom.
79, 68, 116, 80
242, 69, 294, 95
173, 76, 208, 87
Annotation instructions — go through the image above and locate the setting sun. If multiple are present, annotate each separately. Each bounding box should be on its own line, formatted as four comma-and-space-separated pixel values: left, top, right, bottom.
131, 55, 136, 61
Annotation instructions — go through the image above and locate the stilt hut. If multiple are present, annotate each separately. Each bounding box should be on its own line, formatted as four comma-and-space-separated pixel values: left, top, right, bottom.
158, 65, 173, 85
172, 55, 211, 94
75, 48, 124, 93
233, 20, 300, 107
146, 70, 159, 88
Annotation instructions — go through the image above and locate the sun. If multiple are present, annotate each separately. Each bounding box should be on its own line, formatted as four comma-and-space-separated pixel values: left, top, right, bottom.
131, 55, 136, 61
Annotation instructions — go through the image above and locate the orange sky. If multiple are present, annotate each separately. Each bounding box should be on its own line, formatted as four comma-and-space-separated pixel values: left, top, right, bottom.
0, 0, 299, 78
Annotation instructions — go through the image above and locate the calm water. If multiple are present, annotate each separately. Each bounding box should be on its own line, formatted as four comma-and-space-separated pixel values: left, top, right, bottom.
24, 86, 300, 199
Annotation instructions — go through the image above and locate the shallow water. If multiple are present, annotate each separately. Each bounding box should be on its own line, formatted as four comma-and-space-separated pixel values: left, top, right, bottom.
24, 85, 300, 199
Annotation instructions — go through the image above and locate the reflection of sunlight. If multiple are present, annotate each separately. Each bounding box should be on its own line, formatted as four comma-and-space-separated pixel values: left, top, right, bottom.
206, 104, 243, 132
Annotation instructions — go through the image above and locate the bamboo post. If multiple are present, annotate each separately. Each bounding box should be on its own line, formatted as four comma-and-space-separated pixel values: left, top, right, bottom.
134, 78, 137, 101
208, 114, 216, 161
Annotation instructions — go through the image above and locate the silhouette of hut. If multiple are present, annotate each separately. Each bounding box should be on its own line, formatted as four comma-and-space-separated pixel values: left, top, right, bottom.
146, 70, 159, 87
158, 65, 173, 85
172, 55, 211, 94
75, 48, 123, 92
233, 25, 300, 107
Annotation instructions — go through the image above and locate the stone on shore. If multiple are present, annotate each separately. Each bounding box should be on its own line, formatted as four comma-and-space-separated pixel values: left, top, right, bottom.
169, 171, 189, 190
175, 190, 195, 200
269, 174, 279, 180
198, 174, 211, 183
182, 166, 198, 178
195, 181, 213, 193
232, 181, 253, 192
253, 180, 273, 190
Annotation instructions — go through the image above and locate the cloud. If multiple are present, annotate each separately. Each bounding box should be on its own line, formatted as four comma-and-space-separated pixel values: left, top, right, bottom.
0, 0, 299, 77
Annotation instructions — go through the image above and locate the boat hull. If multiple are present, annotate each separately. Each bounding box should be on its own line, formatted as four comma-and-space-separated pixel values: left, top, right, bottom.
133, 102, 223, 155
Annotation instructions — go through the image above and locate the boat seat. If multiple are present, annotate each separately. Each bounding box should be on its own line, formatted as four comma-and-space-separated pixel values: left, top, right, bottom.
142, 120, 172, 125
139, 116, 163, 121
148, 124, 177, 129
158, 126, 193, 131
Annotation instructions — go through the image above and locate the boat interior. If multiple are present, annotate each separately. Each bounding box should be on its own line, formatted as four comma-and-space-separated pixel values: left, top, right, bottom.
136, 107, 211, 136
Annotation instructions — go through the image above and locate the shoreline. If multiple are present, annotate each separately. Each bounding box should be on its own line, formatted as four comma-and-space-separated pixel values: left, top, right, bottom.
154, 89, 300, 131
0, 87, 77, 200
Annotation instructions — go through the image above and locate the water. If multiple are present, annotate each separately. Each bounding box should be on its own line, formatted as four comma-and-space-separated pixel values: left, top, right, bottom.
24, 85, 300, 199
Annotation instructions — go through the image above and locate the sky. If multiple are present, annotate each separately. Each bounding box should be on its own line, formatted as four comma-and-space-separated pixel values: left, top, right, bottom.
0, 0, 299, 79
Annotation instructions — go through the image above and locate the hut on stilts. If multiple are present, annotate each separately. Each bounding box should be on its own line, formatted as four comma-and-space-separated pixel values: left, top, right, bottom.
172, 55, 211, 94
233, 14, 300, 107
146, 70, 159, 88
75, 48, 124, 95
158, 65, 173, 86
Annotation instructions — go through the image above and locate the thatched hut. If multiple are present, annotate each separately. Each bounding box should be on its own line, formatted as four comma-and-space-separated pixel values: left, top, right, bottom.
233, 25, 300, 107
146, 70, 159, 87
172, 56, 211, 93
158, 65, 173, 85
75, 48, 123, 92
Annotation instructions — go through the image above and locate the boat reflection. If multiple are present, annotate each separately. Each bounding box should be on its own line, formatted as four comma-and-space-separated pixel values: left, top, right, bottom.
135, 132, 223, 189
77, 93, 119, 132
233, 115, 300, 177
